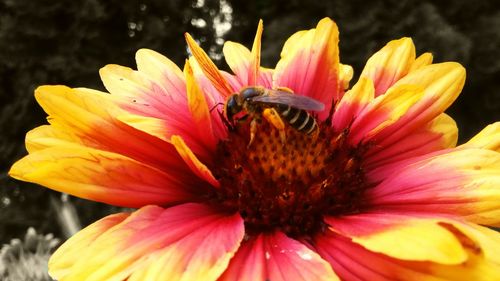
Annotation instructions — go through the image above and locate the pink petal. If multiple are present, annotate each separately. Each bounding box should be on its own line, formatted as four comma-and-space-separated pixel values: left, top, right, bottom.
365, 113, 458, 179
259, 67, 274, 88
223, 41, 274, 89
219, 232, 338, 281
9, 144, 202, 208
332, 77, 375, 130
367, 148, 500, 226
135, 49, 186, 99
366, 149, 450, 184
99, 63, 188, 122
50, 203, 244, 281
273, 17, 341, 120
100, 56, 220, 161
33, 86, 195, 177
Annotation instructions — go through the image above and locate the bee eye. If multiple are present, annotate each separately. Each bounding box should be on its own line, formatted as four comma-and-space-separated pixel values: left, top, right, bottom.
225, 96, 241, 122
228, 98, 237, 111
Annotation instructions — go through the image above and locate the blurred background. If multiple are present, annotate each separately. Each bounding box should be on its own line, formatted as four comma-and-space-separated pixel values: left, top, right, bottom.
0, 0, 499, 277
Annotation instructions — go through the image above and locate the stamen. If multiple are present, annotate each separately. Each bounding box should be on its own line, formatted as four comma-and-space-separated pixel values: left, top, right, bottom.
211, 119, 370, 238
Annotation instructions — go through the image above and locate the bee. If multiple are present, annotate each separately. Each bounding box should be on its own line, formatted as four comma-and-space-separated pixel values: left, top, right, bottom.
224, 86, 325, 146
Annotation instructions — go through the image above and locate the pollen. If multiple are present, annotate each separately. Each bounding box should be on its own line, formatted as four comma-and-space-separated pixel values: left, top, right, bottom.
211, 120, 371, 238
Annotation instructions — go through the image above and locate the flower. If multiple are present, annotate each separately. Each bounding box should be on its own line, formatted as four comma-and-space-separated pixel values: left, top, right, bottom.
0, 227, 60, 281
9, 17, 500, 280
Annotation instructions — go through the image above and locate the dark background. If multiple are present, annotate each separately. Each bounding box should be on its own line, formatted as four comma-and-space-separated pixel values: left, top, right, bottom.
1, 0, 499, 243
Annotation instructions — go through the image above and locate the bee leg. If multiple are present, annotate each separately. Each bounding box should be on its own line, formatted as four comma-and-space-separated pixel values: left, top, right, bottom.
263, 108, 286, 146
248, 118, 258, 148
274, 86, 295, 93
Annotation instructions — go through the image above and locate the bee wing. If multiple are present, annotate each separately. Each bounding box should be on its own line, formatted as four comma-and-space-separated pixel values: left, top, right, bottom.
252, 90, 325, 111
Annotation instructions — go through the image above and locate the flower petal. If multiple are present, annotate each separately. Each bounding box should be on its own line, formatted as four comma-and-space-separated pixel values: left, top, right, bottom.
135, 48, 185, 95
273, 17, 340, 120
25, 124, 83, 153
223, 42, 251, 82
315, 232, 433, 281
116, 114, 170, 142
98, 64, 184, 132
325, 213, 468, 265
185, 33, 234, 97
363, 62, 465, 146
33, 86, 192, 174
332, 77, 375, 130
460, 122, 500, 152
348, 84, 425, 143
171, 135, 220, 188
49, 213, 129, 280
338, 63, 354, 91
367, 148, 500, 226
187, 57, 230, 139
219, 232, 338, 281
50, 203, 244, 281
409, 52, 433, 72
360, 38, 416, 96
449, 221, 500, 273
99, 64, 181, 119
365, 113, 458, 176
99, 64, 218, 161
315, 225, 500, 281
9, 144, 200, 208
349, 62, 465, 149
184, 60, 218, 153
223, 41, 274, 88
248, 19, 263, 86
259, 67, 274, 89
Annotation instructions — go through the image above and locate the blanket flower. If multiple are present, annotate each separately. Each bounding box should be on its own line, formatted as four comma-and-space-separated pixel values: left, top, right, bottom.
10, 17, 500, 280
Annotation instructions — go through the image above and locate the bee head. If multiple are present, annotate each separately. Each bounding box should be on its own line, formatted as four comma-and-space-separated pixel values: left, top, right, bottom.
240, 87, 262, 100
224, 94, 243, 123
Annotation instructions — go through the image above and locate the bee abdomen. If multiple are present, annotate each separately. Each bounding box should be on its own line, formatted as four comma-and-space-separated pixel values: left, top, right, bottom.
302, 115, 318, 135
275, 104, 318, 135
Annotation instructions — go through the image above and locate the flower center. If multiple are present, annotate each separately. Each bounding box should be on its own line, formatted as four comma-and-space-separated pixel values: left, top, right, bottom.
211, 119, 370, 238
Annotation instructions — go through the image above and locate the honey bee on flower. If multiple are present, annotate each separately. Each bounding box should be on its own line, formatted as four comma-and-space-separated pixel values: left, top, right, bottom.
223, 86, 324, 146
9, 17, 500, 281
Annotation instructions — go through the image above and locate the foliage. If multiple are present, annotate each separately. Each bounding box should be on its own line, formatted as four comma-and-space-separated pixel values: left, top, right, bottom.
0, 227, 59, 281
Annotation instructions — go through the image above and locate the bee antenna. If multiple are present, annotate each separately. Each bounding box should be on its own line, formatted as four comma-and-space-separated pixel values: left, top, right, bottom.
209, 102, 225, 113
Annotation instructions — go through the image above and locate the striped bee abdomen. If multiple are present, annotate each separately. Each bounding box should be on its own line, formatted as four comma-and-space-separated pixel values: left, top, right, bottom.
275, 104, 318, 135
